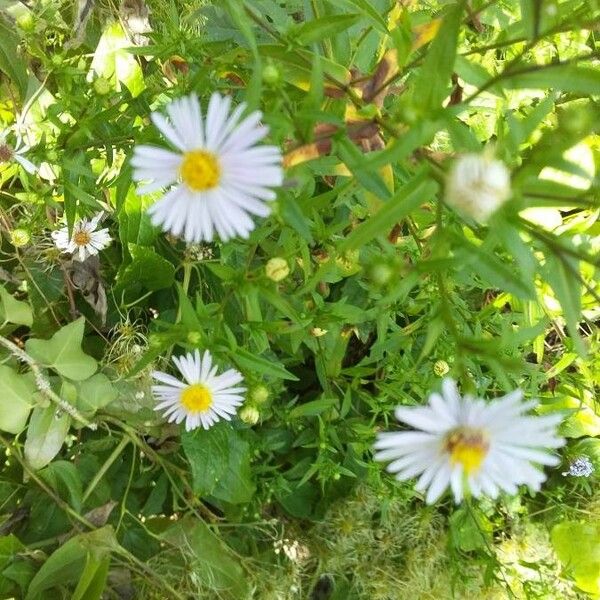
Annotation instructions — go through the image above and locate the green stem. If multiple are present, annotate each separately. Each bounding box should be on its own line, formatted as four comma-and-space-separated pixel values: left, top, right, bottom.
82, 436, 129, 503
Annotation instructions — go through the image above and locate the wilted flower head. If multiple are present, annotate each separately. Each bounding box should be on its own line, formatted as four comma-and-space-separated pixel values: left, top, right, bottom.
0, 126, 37, 174
562, 456, 594, 478
374, 379, 564, 504
132, 92, 283, 244
445, 152, 511, 222
52, 212, 112, 261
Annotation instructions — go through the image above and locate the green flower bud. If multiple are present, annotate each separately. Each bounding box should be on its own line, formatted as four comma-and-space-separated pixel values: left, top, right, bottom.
433, 360, 450, 377
239, 405, 260, 425
10, 228, 30, 247
265, 257, 290, 282
16, 13, 35, 32
187, 331, 202, 345
262, 63, 281, 85
369, 262, 394, 286
249, 385, 269, 405
93, 77, 112, 96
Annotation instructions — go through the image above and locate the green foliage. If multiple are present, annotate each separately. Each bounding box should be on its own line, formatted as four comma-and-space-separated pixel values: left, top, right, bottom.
0, 0, 598, 597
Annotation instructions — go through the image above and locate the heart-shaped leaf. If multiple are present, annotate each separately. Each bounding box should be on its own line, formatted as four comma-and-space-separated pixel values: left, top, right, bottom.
26, 318, 97, 381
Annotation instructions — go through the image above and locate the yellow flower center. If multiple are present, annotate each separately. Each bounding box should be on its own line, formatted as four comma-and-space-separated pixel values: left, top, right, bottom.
180, 384, 213, 413
444, 427, 489, 474
180, 150, 221, 191
73, 231, 91, 246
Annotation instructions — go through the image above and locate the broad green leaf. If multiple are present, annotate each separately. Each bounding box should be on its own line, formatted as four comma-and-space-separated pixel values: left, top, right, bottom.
39, 460, 83, 512
295, 14, 361, 45
519, 0, 541, 39
551, 520, 600, 595
25, 527, 117, 600
162, 518, 248, 599
339, 173, 438, 251
0, 17, 28, 100
0, 366, 35, 434
503, 65, 600, 95
0, 287, 33, 327
24, 406, 71, 471
182, 422, 255, 503
26, 318, 98, 381
116, 245, 175, 294
412, 2, 464, 112
233, 348, 299, 381
74, 373, 118, 415
71, 554, 110, 600
290, 396, 338, 418
89, 22, 145, 97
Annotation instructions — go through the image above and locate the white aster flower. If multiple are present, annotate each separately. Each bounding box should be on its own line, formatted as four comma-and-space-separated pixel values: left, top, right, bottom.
0, 128, 37, 174
374, 379, 565, 504
51, 212, 112, 261
152, 349, 246, 431
445, 152, 511, 222
132, 92, 283, 243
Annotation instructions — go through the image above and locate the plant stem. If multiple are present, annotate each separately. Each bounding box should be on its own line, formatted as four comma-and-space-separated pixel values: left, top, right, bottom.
0, 335, 96, 430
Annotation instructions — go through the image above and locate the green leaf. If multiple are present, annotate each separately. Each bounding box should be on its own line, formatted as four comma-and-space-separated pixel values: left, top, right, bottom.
453, 235, 535, 299
295, 14, 361, 45
24, 406, 71, 471
74, 373, 118, 415
503, 65, 600, 95
412, 2, 464, 112
182, 422, 255, 503
71, 554, 110, 600
0, 366, 35, 434
337, 0, 388, 33
233, 348, 299, 381
89, 22, 145, 97
339, 173, 438, 251
162, 518, 248, 599
116, 245, 175, 294
26, 527, 117, 600
544, 255, 585, 356
0, 286, 33, 327
0, 17, 28, 100
26, 318, 98, 381
39, 460, 83, 512
551, 520, 600, 595
289, 396, 338, 418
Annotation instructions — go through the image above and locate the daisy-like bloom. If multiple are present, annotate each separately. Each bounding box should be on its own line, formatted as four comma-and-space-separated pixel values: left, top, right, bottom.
0, 128, 37, 174
152, 349, 246, 431
51, 212, 112, 261
374, 379, 565, 504
445, 152, 511, 222
132, 92, 283, 243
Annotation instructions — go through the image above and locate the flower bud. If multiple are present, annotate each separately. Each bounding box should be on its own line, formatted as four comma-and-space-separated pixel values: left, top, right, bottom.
433, 360, 450, 377
16, 13, 35, 32
445, 153, 511, 222
249, 385, 269, 405
239, 405, 260, 425
93, 77, 112, 96
369, 262, 394, 287
265, 257, 289, 282
262, 63, 281, 85
10, 228, 30, 247
187, 331, 202, 345
310, 327, 328, 337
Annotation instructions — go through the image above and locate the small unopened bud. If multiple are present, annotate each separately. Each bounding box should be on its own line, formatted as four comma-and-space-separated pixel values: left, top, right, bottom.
187, 331, 202, 345
239, 405, 260, 425
10, 228, 30, 247
93, 77, 112, 95
249, 385, 269, 405
262, 63, 281, 85
369, 262, 394, 286
433, 360, 450, 377
310, 327, 328, 337
445, 152, 511, 222
265, 257, 290, 282
16, 13, 35, 32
